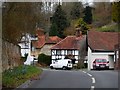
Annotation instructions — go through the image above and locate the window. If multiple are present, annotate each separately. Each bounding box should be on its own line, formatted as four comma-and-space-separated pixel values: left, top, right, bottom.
96, 59, 107, 63
32, 47, 35, 51
56, 50, 61, 55
67, 50, 72, 55
52, 50, 55, 55
64, 50, 67, 55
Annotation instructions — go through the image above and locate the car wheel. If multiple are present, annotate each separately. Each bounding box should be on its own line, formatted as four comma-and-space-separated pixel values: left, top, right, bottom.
50, 66, 54, 69
62, 66, 66, 70
93, 66, 96, 70
106, 67, 109, 70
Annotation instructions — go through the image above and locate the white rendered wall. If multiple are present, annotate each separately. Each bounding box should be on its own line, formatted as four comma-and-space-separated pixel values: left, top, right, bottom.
40, 44, 53, 56
20, 49, 29, 57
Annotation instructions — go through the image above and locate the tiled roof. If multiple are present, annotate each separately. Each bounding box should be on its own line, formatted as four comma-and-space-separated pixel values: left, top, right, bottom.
36, 28, 45, 36
46, 36, 62, 44
51, 36, 86, 50
32, 35, 46, 48
88, 30, 118, 51
32, 36, 62, 48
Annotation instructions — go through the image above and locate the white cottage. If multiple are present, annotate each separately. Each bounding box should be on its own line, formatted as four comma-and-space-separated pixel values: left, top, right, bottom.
87, 30, 118, 70
18, 33, 38, 57
18, 33, 38, 65
51, 33, 86, 64
18, 34, 31, 57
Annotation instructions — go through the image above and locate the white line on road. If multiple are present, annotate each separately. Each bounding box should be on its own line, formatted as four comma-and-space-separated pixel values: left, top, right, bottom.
87, 73, 92, 77
82, 71, 87, 73
91, 86, 95, 90
92, 77, 96, 83
82, 71, 95, 90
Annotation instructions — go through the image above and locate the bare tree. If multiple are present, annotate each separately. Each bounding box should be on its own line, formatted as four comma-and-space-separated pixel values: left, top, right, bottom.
77, 28, 87, 69
2, 2, 47, 44
92, 2, 112, 27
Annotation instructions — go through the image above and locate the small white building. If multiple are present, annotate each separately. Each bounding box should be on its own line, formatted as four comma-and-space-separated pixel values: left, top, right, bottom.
87, 30, 118, 70
18, 33, 38, 65
18, 33, 37, 57
18, 34, 31, 57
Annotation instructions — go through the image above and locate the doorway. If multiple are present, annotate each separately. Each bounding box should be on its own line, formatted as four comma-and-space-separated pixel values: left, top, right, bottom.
108, 55, 114, 69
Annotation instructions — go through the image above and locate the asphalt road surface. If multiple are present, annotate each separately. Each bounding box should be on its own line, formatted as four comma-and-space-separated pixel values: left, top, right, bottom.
27, 68, 118, 89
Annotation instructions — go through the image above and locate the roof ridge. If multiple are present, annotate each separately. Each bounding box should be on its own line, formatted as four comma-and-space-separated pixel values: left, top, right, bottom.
50, 36, 68, 49
49, 36, 62, 39
50, 35, 86, 50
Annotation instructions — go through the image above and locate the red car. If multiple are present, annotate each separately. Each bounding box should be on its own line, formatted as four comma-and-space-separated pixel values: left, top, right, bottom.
93, 59, 109, 70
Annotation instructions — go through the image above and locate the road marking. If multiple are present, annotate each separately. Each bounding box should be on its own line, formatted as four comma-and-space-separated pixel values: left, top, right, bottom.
91, 86, 95, 90
82, 71, 96, 90
92, 77, 95, 83
82, 71, 87, 73
87, 73, 92, 77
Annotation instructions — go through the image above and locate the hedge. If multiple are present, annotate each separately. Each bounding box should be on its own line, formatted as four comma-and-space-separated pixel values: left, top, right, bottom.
38, 53, 51, 65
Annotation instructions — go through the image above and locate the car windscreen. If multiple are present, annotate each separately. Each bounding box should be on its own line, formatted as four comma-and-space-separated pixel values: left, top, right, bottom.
96, 59, 107, 63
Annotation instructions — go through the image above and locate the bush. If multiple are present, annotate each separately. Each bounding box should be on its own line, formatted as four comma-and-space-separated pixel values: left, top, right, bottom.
77, 61, 85, 69
38, 53, 51, 65
97, 24, 118, 32
77, 64, 85, 69
2, 65, 42, 88
75, 18, 90, 35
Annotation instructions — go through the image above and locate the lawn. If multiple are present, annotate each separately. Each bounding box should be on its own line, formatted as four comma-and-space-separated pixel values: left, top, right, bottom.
2, 65, 43, 88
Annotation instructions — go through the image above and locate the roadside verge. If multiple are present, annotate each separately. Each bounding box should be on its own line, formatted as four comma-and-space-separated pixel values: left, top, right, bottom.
2, 65, 43, 89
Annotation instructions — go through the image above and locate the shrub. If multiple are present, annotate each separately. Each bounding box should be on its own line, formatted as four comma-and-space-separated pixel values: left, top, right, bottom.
97, 24, 118, 32
75, 18, 90, 35
38, 53, 51, 65
77, 63, 85, 69
77, 60, 85, 69
2, 65, 42, 88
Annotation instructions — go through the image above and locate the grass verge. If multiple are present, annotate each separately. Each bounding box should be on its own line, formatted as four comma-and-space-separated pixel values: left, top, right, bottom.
2, 65, 42, 88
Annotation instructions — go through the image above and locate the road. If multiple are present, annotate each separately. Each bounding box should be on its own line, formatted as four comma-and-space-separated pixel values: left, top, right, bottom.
27, 69, 118, 89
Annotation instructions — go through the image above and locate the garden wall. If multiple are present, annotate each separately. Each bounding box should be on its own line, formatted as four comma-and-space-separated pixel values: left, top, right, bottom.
2, 40, 22, 71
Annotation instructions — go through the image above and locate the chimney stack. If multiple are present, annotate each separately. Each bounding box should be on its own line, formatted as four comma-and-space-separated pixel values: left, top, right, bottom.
36, 28, 44, 36
45, 32, 49, 42
75, 27, 82, 37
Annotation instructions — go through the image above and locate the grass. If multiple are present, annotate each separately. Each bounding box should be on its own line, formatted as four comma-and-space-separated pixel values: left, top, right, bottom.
2, 65, 43, 88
